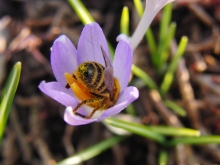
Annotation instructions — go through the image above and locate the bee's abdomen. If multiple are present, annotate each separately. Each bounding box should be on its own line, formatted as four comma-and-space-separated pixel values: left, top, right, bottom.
78, 62, 106, 91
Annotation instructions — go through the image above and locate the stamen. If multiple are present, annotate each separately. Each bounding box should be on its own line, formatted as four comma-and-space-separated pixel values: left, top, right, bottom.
64, 72, 75, 85
71, 83, 91, 101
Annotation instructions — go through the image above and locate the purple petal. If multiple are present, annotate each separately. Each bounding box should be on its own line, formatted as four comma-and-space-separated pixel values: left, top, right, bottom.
130, 0, 175, 50
64, 107, 97, 125
39, 81, 77, 107
77, 22, 110, 66
116, 34, 130, 44
51, 35, 77, 84
99, 86, 139, 120
113, 40, 132, 91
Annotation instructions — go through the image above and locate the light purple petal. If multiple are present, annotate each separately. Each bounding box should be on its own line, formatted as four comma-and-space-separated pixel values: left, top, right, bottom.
64, 107, 97, 125
113, 40, 132, 91
117, 34, 131, 45
99, 86, 139, 120
77, 22, 110, 66
51, 35, 77, 84
130, 0, 175, 50
39, 81, 77, 107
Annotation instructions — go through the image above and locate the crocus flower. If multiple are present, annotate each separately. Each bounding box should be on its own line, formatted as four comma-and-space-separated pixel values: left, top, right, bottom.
130, 0, 175, 50
39, 22, 139, 125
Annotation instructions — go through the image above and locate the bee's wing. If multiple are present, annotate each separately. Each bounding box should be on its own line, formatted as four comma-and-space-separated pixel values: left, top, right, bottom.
104, 67, 114, 99
100, 46, 112, 68
100, 46, 114, 100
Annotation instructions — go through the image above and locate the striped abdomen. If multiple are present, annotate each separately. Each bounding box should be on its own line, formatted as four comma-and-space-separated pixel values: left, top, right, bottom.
77, 62, 108, 94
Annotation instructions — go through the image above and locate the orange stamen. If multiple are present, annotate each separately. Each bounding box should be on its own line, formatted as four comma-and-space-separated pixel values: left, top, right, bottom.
64, 72, 91, 101
71, 82, 91, 101
64, 72, 75, 85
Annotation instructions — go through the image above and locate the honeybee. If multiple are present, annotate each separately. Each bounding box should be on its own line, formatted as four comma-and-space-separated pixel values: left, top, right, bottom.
64, 46, 120, 119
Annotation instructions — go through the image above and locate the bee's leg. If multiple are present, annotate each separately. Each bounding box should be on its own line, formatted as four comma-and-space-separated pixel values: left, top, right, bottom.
85, 107, 99, 119
85, 99, 105, 119
73, 97, 104, 118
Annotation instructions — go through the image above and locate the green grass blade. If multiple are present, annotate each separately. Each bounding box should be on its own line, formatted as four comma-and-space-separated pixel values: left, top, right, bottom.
158, 150, 168, 165
67, 0, 114, 59
105, 118, 166, 144
0, 62, 21, 144
153, 3, 173, 69
120, 6, 129, 36
146, 126, 200, 137
67, 0, 94, 24
164, 100, 187, 117
133, 0, 144, 16
169, 36, 188, 71
131, 64, 158, 90
146, 28, 157, 57
167, 136, 220, 146
154, 22, 176, 69
57, 136, 125, 165
160, 36, 188, 96
133, 0, 156, 56
160, 23, 176, 65
159, 3, 172, 43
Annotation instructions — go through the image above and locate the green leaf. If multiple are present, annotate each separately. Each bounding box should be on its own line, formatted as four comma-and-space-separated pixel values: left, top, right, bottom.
159, 3, 172, 43
120, 6, 129, 36
133, 0, 144, 16
160, 36, 188, 96
67, 0, 94, 24
57, 136, 125, 165
105, 118, 166, 144
0, 62, 21, 144
131, 64, 158, 90
146, 126, 200, 137
164, 100, 187, 117
67, 0, 114, 59
154, 22, 176, 69
167, 136, 220, 146
158, 150, 168, 165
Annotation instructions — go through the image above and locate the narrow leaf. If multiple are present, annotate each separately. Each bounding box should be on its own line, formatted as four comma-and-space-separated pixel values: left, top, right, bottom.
68, 0, 94, 24
167, 136, 220, 146
120, 6, 129, 36
0, 62, 21, 144
146, 126, 200, 137
132, 64, 158, 90
105, 118, 166, 144
160, 36, 188, 96
164, 100, 187, 117
158, 150, 168, 165
57, 136, 125, 165
67, 0, 114, 58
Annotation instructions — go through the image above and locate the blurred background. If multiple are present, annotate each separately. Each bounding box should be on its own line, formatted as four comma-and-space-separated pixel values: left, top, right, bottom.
1, 0, 220, 165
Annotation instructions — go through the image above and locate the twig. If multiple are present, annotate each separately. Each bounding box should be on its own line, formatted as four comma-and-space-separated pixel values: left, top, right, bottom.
175, 144, 186, 165
148, 90, 183, 127
30, 107, 56, 165
62, 125, 75, 156
10, 106, 32, 163
2, 128, 18, 165
187, 3, 214, 27
172, 39, 220, 161
140, 90, 159, 125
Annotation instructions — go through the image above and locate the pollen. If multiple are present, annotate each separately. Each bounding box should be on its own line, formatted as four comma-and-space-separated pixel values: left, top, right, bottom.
64, 72, 92, 101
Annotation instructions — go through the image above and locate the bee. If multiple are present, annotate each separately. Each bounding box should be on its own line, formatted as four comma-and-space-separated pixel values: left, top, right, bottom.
64, 46, 120, 119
